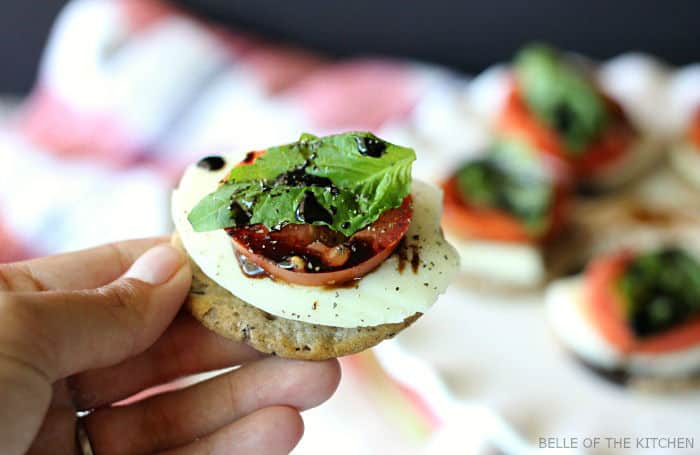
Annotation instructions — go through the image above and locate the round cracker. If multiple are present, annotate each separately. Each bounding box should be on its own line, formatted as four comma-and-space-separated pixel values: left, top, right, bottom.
571, 352, 700, 392
172, 234, 421, 360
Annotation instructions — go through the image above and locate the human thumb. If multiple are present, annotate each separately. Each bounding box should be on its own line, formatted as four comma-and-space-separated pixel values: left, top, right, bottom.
0, 243, 191, 383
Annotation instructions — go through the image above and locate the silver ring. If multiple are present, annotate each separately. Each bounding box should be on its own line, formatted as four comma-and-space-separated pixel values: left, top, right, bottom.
76, 417, 95, 455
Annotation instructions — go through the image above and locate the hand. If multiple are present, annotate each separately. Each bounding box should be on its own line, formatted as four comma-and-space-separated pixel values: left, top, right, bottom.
0, 238, 340, 455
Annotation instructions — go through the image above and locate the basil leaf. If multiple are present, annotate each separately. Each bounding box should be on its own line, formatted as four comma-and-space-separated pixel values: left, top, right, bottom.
455, 140, 553, 234
187, 132, 415, 236
619, 248, 700, 337
515, 43, 609, 153
186, 185, 238, 232
249, 186, 357, 230
227, 145, 307, 182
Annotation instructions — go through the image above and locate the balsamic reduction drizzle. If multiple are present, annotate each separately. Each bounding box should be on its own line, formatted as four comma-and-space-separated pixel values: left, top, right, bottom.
295, 191, 333, 224
276, 167, 334, 188
197, 155, 226, 171
355, 135, 387, 158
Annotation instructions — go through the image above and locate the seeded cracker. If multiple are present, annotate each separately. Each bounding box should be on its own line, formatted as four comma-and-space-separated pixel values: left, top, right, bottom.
173, 234, 421, 360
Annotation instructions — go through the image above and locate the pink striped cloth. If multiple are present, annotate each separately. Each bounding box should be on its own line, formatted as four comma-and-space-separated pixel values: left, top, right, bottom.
0, 0, 432, 262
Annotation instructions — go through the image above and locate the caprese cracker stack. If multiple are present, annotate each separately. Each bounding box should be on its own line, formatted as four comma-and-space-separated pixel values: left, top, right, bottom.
547, 247, 700, 389
670, 106, 700, 189
441, 138, 582, 291
172, 132, 459, 360
498, 44, 660, 191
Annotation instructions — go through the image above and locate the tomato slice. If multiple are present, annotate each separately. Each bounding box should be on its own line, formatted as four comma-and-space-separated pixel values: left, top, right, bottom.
441, 176, 567, 243
498, 84, 635, 178
584, 251, 636, 352
228, 196, 413, 286
222, 148, 412, 285
584, 251, 700, 354
689, 107, 700, 150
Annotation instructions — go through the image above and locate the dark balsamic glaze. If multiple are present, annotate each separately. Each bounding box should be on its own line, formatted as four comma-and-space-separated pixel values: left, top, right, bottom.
355, 135, 387, 158
276, 167, 333, 188
394, 238, 421, 274
296, 191, 333, 224
228, 202, 252, 225
396, 238, 409, 273
229, 225, 380, 275
197, 155, 226, 171
410, 244, 421, 273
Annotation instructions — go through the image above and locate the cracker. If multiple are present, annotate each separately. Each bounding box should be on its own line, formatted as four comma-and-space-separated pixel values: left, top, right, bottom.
572, 353, 700, 392
173, 234, 421, 360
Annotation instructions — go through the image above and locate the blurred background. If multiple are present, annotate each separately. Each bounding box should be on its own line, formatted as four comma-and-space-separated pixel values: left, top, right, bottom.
1, 1, 700, 454
3, 0, 700, 94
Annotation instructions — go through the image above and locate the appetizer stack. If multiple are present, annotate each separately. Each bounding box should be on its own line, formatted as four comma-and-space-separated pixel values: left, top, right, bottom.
172, 132, 458, 360
441, 43, 658, 291
547, 246, 700, 389
441, 138, 571, 290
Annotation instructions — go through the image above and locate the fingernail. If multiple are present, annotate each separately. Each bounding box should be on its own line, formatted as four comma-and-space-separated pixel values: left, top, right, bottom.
124, 244, 185, 285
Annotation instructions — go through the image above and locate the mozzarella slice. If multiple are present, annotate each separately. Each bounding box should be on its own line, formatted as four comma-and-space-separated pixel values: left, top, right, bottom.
547, 277, 700, 378
670, 140, 700, 189
172, 153, 459, 328
446, 234, 545, 288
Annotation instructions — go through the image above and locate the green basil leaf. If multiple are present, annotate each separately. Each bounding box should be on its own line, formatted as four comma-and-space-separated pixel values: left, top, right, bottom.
515, 43, 609, 153
187, 132, 415, 236
455, 140, 553, 234
187, 184, 238, 232
619, 248, 700, 337
226, 144, 307, 182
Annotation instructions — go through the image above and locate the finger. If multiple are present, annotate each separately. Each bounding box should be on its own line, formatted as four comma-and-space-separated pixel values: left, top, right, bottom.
0, 237, 167, 292
86, 357, 341, 454
0, 354, 53, 455
70, 313, 263, 410
157, 406, 304, 455
0, 243, 190, 382
26, 383, 76, 455
25, 406, 75, 455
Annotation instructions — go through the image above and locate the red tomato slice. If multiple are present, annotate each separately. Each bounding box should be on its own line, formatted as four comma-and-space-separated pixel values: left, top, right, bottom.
584, 251, 636, 352
441, 176, 567, 243
584, 251, 700, 354
498, 84, 635, 178
689, 107, 700, 150
228, 196, 413, 286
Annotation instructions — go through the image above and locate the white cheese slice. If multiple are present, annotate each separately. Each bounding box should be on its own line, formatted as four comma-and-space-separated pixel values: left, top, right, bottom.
547, 277, 700, 378
446, 234, 545, 288
546, 278, 623, 369
172, 153, 459, 328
